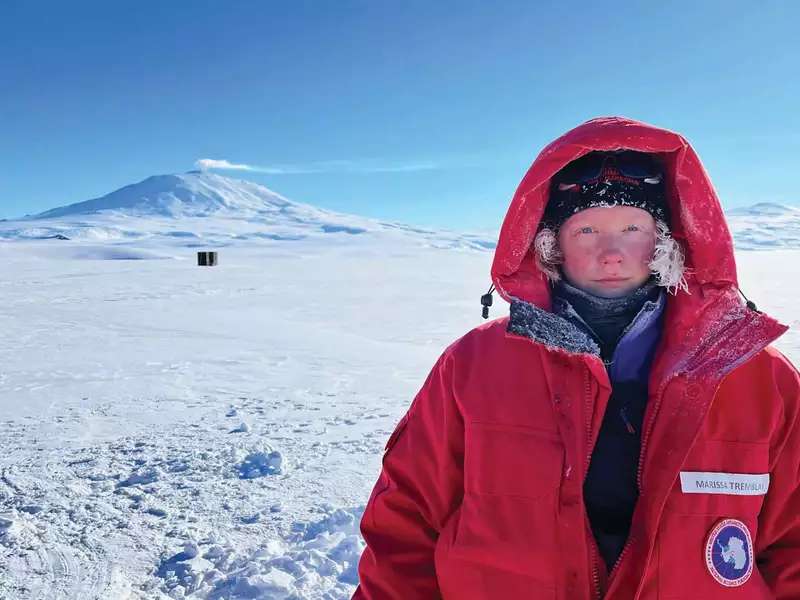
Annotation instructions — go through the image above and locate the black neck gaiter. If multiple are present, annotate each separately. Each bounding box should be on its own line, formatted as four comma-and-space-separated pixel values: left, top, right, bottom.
554, 278, 660, 361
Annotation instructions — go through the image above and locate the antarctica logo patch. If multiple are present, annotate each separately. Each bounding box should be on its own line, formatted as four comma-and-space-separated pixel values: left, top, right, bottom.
705, 519, 753, 587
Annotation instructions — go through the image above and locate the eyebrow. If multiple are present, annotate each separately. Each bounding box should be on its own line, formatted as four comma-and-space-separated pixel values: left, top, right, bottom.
570, 220, 651, 230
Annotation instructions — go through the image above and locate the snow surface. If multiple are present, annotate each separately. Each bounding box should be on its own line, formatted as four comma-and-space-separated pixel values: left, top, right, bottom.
0, 241, 491, 597
0, 173, 798, 598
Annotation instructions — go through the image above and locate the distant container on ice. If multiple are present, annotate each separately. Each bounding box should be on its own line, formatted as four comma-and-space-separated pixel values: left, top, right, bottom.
197, 251, 218, 266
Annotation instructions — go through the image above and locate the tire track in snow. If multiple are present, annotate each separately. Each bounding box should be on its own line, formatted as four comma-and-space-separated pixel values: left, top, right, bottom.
1, 468, 23, 496
10, 530, 131, 599
0, 437, 137, 600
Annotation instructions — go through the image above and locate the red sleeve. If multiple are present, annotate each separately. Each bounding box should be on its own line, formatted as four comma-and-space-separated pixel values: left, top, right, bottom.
755, 352, 800, 598
352, 350, 464, 599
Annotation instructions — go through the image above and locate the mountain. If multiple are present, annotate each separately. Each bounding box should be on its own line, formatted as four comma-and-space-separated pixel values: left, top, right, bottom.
31, 171, 298, 219
727, 202, 800, 217
0, 172, 497, 253
726, 202, 800, 250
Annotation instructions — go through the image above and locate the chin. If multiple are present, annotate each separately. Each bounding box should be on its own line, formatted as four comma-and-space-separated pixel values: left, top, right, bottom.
583, 280, 643, 298
563, 271, 651, 298
590, 287, 634, 299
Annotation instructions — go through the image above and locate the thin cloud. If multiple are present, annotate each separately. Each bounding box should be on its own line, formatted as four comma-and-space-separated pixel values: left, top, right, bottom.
194, 158, 255, 171
194, 158, 440, 175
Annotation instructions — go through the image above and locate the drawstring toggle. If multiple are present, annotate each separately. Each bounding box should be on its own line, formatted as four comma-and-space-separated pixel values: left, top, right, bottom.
481, 283, 495, 319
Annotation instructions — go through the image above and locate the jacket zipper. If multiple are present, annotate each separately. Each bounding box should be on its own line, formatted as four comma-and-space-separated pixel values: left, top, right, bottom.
607, 532, 635, 587
601, 360, 680, 594
586, 515, 603, 599
584, 365, 603, 600
602, 354, 686, 592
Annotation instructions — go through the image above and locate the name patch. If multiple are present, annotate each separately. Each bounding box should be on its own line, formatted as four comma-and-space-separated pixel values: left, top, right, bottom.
680, 472, 769, 496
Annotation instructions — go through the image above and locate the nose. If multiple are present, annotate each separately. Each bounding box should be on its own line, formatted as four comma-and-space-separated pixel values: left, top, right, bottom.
599, 246, 624, 267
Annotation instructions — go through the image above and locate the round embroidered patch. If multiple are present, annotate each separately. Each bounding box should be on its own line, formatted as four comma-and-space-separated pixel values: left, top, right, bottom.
705, 518, 754, 587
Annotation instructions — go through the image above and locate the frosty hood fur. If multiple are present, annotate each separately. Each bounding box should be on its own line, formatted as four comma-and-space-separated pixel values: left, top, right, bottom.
494, 116, 787, 376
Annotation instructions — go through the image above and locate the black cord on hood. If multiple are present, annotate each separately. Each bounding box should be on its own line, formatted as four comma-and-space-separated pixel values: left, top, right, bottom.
738, 287, 760, 313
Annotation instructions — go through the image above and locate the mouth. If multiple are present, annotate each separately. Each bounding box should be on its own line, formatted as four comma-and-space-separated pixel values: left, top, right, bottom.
594, 277, 630, 284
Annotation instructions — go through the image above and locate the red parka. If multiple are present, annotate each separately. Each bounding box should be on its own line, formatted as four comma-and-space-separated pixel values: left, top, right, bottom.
354, 116, 800, 599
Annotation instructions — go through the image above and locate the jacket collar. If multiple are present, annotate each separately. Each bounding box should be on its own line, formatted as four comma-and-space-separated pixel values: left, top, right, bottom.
508, 284, 664, 350
508, 297, 600, 356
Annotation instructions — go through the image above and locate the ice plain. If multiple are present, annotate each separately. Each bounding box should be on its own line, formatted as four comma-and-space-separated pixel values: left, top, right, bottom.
1, 173, 798, 599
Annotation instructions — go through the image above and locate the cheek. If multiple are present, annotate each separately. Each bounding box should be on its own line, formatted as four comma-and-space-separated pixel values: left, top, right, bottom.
629, 237, 656, 263
566, 252, 595, 272
560, 243, 596, 274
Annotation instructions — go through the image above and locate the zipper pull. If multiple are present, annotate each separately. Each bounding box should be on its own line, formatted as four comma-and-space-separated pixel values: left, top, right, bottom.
620, 406, 636, 435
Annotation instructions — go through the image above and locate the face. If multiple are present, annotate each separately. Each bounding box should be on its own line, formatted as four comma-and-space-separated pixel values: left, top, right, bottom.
557, 206, 656, 298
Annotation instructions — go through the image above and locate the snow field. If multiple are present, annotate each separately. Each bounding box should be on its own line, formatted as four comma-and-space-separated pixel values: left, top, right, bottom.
1, 213, 798, 598
0, 243, 490, 599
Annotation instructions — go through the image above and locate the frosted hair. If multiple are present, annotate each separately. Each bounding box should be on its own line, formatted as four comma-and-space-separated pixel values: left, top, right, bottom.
532, 219, 689, 295
533, 227, 563, 283
650, 220, 689, 295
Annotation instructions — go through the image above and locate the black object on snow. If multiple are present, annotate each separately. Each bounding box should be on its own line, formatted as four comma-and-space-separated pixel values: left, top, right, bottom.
197, 251, 218, 266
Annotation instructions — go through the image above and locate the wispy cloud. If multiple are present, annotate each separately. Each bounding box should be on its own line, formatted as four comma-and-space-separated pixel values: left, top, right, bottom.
194, 158, 440, 175
194, 159, 254, 171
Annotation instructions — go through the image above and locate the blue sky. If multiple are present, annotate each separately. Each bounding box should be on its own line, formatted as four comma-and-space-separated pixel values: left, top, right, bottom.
2, 1, 798, 230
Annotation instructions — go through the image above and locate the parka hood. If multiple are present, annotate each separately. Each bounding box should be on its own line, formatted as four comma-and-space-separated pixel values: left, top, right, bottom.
495, 116, 787, 406
491, 116, 736, 308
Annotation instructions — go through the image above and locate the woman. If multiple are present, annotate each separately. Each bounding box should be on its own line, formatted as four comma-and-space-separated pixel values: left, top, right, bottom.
353, 116, 800, 599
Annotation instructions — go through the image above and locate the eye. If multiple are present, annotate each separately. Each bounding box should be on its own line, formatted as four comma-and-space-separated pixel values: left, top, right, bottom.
625, 225, 640, 232
578, 226, 595, 234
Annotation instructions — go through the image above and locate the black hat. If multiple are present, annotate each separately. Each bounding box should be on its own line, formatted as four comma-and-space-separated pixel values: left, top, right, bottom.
543, 151, 669, 231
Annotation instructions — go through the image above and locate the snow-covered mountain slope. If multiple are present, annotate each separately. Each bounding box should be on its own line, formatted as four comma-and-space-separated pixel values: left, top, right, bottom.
726, 202, 800, 249
1, 172, 496, 254
3, 172, 799, 255
31, 171, 297, 219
